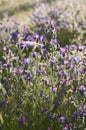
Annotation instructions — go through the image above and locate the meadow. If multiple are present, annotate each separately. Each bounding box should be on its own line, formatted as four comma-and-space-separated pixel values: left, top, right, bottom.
0, 0, 86, 130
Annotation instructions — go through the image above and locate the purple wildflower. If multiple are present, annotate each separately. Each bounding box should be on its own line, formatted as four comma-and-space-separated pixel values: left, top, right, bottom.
49, 113, 56, 121
3, 99, 9, 105
45, 78, 51, 85
73, 111, 79, 118
50, 60, 57, 67
52, 86, 57, 93
33, 33, 39, 40
42, 108, 48, 113
33, 52, 37, 58
63, 124, 70, 130
53, 100, 58, 110
40, 34, 47, 42
79, 85, 85, 95
18, 116, 25, 125
50, 39, 58, 45
60, 115, 65, 121
3, 46, 9, 51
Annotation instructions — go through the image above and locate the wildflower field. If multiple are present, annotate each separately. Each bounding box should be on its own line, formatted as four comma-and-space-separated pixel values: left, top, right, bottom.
0, 0, 86, 130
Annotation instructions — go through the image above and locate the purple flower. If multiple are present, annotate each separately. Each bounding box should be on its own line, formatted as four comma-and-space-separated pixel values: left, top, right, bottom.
83, 68, 86, 73
0, 39, 3, 43
52, 86, 57, 93
40, 91, 43, 97
50, 60, 57, 67
38, 69, 46, 75
33, 33, 39, 39
33, 52, 37, 58
60, 48, 65, 53
11, 30, 19, 39
79, 85, 85, 95
78, 45, 84, 51
42, 108, 48, 113
72, 56, 80, 64
60, 115, 65, 121
19, 68, 23, 74
41, 48, 47, 55
80, 111, 86, 117
23, 73, 32, 81
12, 68, 18, 74
80, 105, 86, 117
45, 78, 51, 85
49, 113, 56, 121
52, 28, 57, 34
73, 111, 79, 118
50, 39, 58, 45
40, 34, 47, 42
53, 100, 58, 110
63, 124, 70, 130
18, 116, 25, 125
69, 45, 77, 51
3, 46, 9, 51
3, 99, 9, 105
26, 35, 34, 41
65, 118, 70, 124
45, 95, 49, 100
23, 58, 30, 65
6, 62, 11, 68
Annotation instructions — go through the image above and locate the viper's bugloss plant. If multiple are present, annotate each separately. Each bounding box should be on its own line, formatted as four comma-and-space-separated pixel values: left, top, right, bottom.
0, 3, 86, 130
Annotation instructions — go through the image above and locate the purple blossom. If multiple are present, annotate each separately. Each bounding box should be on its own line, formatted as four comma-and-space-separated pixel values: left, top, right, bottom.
42, 108, 48, 113
63, 124, 70, 130
50, 39, 58, 45
45, 78, 51, 85
33, 52, 37, 58
40, 34, 47, 42
33, 33, 39, 39
60, 115, 65, 122
49, 113, 56, 121
19, 68, 23, 74
52, 86, 57, 93
38, 69, 46, 75
40, 91, 43, 97
3, 46, 9, 51
50, 60, 57, 67
12, 68, 18, 74
73, 111, 79, 118
79, 85, 85, 95
11, 30, 19, 40
6, 62, 12, 68
26, 35, 34, 41
3, 99, 9, 105
78, 45, 84, 51
18, 116, 25, 125
23, 58, 30, 65
53, 100, 58, 110
65, 118, 70, 124
52, 28, 57, 34
41, 48, 47, 55
72, 56, 80, 64
23, 73, 32, 81
80, 104, 86, 117
69, 45, 77, 51
45, 95, 49, 100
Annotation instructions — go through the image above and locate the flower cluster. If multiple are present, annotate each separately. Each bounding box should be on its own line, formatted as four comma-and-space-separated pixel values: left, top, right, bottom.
0, 2, 86, 130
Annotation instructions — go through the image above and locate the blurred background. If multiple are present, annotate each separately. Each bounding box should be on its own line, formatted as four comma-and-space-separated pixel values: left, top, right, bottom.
0, 0, 86, 25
